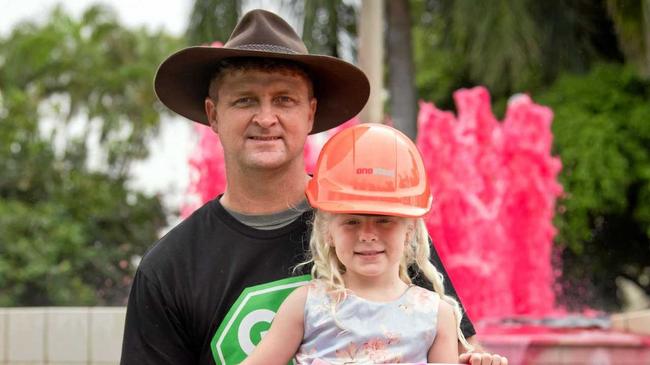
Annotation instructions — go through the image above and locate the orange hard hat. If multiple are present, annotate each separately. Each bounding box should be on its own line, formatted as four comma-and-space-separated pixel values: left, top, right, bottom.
306, 123, 432, 217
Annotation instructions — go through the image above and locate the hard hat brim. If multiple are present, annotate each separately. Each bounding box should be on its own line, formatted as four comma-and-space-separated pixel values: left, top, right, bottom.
308, 197, 431, 218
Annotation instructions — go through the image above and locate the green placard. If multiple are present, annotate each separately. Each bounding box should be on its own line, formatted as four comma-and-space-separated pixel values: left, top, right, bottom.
211, 275, 310, 365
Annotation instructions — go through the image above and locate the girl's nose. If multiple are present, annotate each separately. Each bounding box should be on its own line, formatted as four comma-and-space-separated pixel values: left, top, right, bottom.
358, 222, 378, 242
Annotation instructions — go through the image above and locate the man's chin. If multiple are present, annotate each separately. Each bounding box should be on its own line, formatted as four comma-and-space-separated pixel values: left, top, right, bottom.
243, 155, 291, 171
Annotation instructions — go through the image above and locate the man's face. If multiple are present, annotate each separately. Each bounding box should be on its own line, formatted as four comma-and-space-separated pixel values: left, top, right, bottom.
205, 69, 317, 172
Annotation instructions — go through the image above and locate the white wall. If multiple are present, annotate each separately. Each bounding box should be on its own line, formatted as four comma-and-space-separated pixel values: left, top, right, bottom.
0, 307, 125, 365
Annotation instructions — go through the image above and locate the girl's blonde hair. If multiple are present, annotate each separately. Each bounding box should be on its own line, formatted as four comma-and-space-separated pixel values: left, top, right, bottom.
296, 210, 472, 350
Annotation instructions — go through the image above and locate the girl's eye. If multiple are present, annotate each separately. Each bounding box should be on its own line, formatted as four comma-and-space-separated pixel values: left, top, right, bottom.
343, 219, 359, 226
376, 217, 394, 224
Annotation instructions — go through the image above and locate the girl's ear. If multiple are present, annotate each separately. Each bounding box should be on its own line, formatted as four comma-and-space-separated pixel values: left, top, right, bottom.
405, 222, 416, 245
326, 234, 335, 247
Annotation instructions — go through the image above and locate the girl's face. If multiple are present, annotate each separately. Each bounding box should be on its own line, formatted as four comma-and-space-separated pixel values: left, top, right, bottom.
327, 214, 413, 283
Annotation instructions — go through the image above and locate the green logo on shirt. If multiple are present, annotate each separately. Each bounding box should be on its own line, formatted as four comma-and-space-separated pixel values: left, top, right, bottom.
211, 275, 310, 365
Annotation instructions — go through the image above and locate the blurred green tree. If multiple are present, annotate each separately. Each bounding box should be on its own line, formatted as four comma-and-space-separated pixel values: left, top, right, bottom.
412, 0, 623, 110
607, 0, 650, 77
300, 0, 357, 58
387, 0, 418, 139
538, 63, 650, 310
186, 0, 356, 56
187, 0, 241, 45
0, 5, 180, 305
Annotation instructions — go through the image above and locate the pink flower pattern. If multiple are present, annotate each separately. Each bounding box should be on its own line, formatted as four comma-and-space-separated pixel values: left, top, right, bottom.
296, 281, 438, 364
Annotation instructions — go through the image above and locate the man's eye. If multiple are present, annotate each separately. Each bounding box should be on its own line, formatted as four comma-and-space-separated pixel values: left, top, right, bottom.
275, 96, 295, 105
233, 97, 255, 106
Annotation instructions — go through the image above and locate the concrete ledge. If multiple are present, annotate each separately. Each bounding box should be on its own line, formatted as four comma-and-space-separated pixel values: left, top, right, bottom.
0, 308, 6, 363
0, 307, 125, 365
611, 309, 650, 336
89, 308, 126, 363
46, 307, 89, 363
480, 328, 650, 364
8, 308, 45, 362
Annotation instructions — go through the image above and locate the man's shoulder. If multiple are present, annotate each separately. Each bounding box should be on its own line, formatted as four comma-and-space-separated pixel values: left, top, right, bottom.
138, 199, 224, 271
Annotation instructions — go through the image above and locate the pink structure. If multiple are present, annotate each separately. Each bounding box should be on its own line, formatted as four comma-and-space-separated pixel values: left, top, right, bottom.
182, 124, 227, 218
417, 87, 563, 323
479, 326, 650, 364
415, 87, 650, 364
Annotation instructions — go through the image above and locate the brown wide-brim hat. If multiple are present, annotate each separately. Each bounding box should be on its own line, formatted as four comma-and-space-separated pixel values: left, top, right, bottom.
154, 9, 370, 134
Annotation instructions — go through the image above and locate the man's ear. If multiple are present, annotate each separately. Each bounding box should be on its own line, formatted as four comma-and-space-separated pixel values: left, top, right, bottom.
307, 98, 317, 133
205, 97, 218, 133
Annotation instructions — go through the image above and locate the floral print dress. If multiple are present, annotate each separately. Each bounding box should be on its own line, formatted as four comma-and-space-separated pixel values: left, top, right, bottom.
295, 280, 440, 364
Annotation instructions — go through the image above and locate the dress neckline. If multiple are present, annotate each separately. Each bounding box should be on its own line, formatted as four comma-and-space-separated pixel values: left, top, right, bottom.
346, 284, 415, 304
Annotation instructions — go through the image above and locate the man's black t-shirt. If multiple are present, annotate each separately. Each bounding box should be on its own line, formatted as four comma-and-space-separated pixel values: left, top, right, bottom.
120, 198, 475, 365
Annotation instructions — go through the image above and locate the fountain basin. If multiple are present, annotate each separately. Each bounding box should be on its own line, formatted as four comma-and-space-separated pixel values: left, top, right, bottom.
480, 326, 650, 365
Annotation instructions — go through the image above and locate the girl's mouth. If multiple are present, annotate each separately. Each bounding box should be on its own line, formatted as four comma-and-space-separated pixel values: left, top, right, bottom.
355, 250, 385, 256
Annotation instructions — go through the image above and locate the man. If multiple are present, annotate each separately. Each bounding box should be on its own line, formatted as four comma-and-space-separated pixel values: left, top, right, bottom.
121, 9, 506, 365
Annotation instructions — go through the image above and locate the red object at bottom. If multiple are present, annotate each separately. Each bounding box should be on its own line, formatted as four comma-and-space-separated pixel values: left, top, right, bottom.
479, 326, 650, 365
312, 361, 442, 365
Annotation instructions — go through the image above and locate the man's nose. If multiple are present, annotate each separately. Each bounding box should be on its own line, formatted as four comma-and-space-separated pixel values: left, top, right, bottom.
253, 101, 279, 128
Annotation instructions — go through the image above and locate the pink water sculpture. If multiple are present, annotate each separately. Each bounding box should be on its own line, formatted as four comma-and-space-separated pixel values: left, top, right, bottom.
181, 124, 227, 218
418, 87, 563, 323
182, 87, 563, 325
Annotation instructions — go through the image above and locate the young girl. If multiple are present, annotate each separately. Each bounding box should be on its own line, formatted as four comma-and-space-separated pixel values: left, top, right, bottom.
242, 124, 471, 364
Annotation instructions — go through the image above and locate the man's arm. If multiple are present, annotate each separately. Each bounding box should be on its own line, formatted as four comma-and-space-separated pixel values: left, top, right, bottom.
120, 269, 194, 365
458, 336, 508, 365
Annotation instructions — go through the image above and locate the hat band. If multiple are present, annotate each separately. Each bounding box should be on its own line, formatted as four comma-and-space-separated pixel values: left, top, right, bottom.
231, 43, 300, 54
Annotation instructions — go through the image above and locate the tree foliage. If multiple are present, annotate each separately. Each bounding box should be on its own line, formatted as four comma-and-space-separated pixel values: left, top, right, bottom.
537, 64, 650, 309
607, 0, 650, 77
387, 0, 418, 139
0, 5, 180, 305
187, 0, 241, 45
300, 0, 357, 58
186, 0, 357, 57
412, 0, 623, 109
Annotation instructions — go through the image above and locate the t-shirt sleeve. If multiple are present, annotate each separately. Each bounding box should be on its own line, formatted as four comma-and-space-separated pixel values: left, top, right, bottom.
411, 237, 476, 339
120, 268, 195, 365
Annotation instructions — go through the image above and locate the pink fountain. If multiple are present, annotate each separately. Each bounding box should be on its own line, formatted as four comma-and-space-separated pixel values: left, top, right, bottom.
417, 87, 561, 321
183, 87, 650, 364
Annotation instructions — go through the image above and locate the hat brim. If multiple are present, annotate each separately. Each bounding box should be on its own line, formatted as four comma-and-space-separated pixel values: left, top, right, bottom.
154, 46, 370, 134
308, 199, 430, 218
